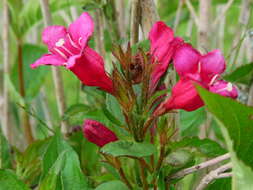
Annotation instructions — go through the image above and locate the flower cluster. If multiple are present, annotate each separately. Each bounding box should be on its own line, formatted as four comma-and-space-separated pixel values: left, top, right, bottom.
31, 12, 238, 146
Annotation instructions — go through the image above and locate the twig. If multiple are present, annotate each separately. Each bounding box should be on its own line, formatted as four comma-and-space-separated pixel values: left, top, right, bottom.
195, 163, 232, 190
130, 0, 141, 44
166, 153, 230, 181
213, 0, 234, 27
40, 0, 68, 134
184, 0, 200, 28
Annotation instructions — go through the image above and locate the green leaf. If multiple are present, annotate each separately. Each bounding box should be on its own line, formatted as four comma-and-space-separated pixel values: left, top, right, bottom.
216, 119, 253, 190
62, 104, 90, 121
5, 74, 24, 105
16, 139, 49, 185
41, 133, 71, 179
223, 63, 253, 85
40, 133, 89, 190
101, 140, 156, 158
180, 108, 206, 137
0, 130, 12, 169
106, 94, 125, 124
165, 149, 194, 168
170, 137, 227, 157
0, 170, 30, 190
95, 180, 129, 190
197, 86, 253, 169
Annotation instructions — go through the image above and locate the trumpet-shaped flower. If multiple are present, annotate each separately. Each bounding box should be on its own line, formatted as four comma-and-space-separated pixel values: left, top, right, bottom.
31, 12, 113, 94
154, 44, 238, 116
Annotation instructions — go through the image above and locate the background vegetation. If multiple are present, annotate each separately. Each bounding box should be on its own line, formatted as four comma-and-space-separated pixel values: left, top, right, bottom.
0, 0, 253, 189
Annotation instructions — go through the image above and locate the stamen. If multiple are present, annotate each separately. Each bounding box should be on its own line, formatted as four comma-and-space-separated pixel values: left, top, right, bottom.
227, 83, 233, 92
215, 83, 233, 93
197, 61, 201, 73
61, 46, 74, 56
55, 38, 65, 47
53, 48, 68, 60
78, 37, 82, 46
209, 74, 219, 86
67, 34, 79, 49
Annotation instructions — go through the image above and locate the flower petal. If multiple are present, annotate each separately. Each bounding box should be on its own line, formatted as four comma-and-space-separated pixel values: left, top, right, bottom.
173, 44, 201, 77
149, 21, 174, 61
209, 80, 238, 99
153, 79, 204, 116
67, 47, 113, 94
168, 79, 204, 111
149, 21, 184, 89
200, 49, 226, 75
30, 54, 66, 68
42, 26, 67, 52
68, 12, 94, 49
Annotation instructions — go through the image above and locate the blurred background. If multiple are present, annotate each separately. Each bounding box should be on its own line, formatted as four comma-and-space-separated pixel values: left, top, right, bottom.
0, 0, 252, 160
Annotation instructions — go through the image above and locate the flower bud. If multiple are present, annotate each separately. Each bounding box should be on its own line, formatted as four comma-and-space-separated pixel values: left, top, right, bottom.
83, 119, 118, 147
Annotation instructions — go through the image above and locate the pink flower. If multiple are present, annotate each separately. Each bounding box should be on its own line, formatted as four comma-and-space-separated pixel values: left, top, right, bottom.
149, 21, 184, 91
83, 119, 118, 147
154, 44, 238, 116
30, 13, 113, 94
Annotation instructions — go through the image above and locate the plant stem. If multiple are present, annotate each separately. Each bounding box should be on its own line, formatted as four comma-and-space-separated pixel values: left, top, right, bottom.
152, 143, 166, 189
140, 0, 159, 38
142, 116, 156, 138
130, 0, 141, 44
166, 153, 230, 182
18, 40, 34, 144
40, 0, 68, 134
94, 9, 106, 58
2, 0, 12, 143
139, 159, 149, 190
118, 166, 133, 190
155, 145, 166, 171
173, 0, 183, 32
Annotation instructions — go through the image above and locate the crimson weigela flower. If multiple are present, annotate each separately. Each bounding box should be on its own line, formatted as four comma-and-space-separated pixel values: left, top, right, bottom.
154, 44, 238, 116
31, 13, 113, 94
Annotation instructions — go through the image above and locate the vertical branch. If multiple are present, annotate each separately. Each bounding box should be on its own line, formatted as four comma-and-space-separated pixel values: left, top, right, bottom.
140, 0, 159, 38
228, 0, 250, 68
115, 0, 127, 39
17, 39, 34, 144
173, 0, 184, 32
247, 30, 253, 106
130, 0, 141, 45
2, 0, 12, 143
39, 0, 68, 134
94, 9, 106, 58
70, 7, 78, 21
198, 0, 211, 51
216, 5, 226, 51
